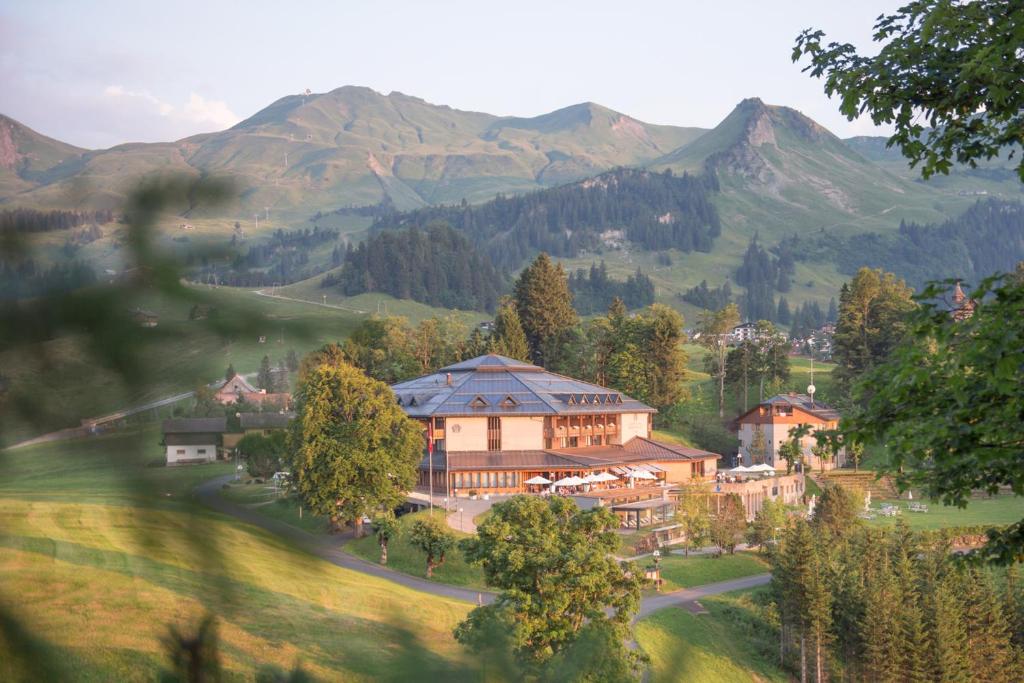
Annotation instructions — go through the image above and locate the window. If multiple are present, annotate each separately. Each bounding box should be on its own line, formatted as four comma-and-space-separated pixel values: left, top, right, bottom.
487, 417, 501, 451
510, 472, 517, 487
568, 436, 579, 447
176, 449, 185, 455
489, 472, 498, 488
593, 435, 603, 446
433, 417, 444, 429
544, 438, 553, 449
197, 449, 207, 454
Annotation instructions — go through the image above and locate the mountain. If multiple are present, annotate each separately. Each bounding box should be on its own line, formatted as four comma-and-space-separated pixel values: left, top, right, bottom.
0, 114, 88, 197
0, 86, 706, 216
650, 98, 983, 242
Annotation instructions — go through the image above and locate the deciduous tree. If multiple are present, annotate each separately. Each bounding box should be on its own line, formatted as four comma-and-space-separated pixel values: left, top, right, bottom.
457, 496, 645, 677
374, 512, 400, 565
408, 517, 455, 578
675, 484, 712, 556
709, 493, 747, 556
289, 361, 422, 537
793, 0, 1024, 181
699, 303, 741, 418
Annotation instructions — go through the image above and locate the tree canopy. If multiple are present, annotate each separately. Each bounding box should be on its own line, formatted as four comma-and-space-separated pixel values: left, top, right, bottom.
457, 496, 646, 678
288, 360, 423, 536
794, 0, 1024, 181
512, 253, 578, 366
841, 276, 1024, 564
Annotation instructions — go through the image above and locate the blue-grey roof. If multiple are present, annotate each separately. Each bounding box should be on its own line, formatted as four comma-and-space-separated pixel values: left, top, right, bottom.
391, 354, 655, 417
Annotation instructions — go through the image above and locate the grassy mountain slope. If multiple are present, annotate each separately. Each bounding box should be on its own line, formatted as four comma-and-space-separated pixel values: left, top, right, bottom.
651, 98, 981, 242
1, 87, 707, 218
0, 114, 88, 197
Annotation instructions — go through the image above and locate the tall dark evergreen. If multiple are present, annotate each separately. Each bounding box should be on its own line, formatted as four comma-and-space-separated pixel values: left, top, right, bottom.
330, 223, 504, 312
680, 280, 732, 311
568, 261, 655, 314
513, 254, 578, 366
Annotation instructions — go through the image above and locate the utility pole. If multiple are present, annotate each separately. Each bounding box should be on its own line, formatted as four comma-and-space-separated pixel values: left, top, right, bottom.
254, 214, 259, 231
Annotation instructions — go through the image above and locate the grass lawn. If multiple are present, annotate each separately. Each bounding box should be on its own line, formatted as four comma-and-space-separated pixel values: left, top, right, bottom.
219, 481, 330, 534
0, 430, 475, 681
635, 588, 788, 683
345, 510, 488, 591
655, 551, 770, 593
865, 495, 1024, 531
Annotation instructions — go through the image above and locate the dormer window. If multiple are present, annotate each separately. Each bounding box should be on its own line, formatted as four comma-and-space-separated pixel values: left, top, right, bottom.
397, 396, 404, 406
567, 395, 577, 405
409, 396, 418, 407
614, 394, 623, 404
580, 395, 589, 405
500, 395, 519, 408
469, 396, 490, 408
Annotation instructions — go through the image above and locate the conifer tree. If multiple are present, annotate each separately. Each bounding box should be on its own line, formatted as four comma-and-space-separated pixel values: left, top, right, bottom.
963, 568, 1019, 682
512, 253, 578, 366
490, 296, 530, 362
924, 567, 971, 682
777, 296, 792, 325
256, 355, 273, 390
224, 363, 235, 382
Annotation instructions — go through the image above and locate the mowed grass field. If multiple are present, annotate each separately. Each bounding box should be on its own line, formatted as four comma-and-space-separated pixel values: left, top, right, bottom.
0, 429, 474, 681
345, 510, 487, 590
636, 588, 788, 683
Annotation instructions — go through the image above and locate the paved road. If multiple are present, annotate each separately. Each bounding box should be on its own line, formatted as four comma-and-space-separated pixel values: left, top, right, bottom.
195, 475, 494, 605
196, 475, 771, 615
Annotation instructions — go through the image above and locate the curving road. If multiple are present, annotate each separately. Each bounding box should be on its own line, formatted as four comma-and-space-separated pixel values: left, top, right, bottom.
194, 475, 770, 615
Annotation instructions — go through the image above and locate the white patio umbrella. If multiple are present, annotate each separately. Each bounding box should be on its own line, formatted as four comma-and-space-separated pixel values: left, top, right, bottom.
582, 473, 603, 483
553, 476, 586, 487
592, 472, 619, 482
728, 465, 753, 474
524, 475, 552, 485
626, 469, 657, 480
748, 464, 776, 474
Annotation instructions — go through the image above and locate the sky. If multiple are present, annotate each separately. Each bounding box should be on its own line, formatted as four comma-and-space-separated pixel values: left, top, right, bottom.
0, 1, 901, 149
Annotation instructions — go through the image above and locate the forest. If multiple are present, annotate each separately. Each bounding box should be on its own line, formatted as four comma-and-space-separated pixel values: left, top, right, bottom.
568, 261, 655, 314
782, 199, 1024, 289
189, 226, 340, 287
0, 208, 114, 233
325, 223, 505, 312
0, 259, 97, 300
369, 167, 721, 270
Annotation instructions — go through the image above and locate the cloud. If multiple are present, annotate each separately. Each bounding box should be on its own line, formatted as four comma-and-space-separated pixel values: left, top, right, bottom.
102, 84, 239, 132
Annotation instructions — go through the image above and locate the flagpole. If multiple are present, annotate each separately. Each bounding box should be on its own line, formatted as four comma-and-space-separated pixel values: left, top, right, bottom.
427, 420, 434, 513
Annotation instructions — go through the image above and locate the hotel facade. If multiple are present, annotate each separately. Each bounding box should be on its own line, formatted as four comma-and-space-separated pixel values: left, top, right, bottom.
391, 354, 720, 495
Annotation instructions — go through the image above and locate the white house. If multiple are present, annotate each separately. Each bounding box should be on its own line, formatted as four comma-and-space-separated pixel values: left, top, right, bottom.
162, 417, 226, 465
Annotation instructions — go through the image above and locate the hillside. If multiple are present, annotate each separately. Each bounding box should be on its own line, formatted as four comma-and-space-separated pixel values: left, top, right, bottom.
0, 114, 88, 197
651, 98, 980, 242
0, 87, 706, 217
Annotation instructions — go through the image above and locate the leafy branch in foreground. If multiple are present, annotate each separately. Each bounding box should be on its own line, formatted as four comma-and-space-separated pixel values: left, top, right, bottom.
793, 0, 1024, 181
836, 276, 1024, 564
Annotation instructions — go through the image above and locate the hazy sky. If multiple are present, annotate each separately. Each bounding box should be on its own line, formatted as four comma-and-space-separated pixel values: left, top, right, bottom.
0, 1, 901, 149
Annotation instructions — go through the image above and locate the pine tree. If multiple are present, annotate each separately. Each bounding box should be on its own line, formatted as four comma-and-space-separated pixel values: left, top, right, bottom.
963, 568, 1020, 682
257, 355, 273, 391
490, 296, 530, 362
225, 363, 236, 382
512, 253, 578, 366
777, 296, 792, 325
925, 567, 971, 682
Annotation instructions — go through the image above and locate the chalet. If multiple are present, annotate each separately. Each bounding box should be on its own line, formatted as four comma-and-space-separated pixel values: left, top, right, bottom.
239, 411, 294, 437
162, 417, 226, 465
735, 393, 843, 471
391, 354, 720, 496
215, 374, 291, 410
216, 374, 259, 403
